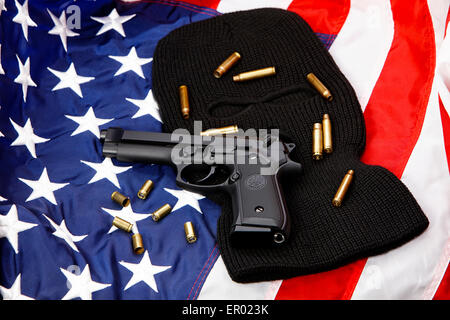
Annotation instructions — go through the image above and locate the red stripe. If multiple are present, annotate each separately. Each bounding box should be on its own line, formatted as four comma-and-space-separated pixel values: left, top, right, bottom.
433, 263, 450, 300
175, 0, 220, 10
287, 0, 350, 35
445, 6, 450, 37
276, 0, 435, 300
439, 96, 450, 173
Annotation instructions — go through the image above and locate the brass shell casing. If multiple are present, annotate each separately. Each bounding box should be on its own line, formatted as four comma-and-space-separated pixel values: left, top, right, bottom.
111, 191, 130, 207
112, 216, 133, 233
306, 73, 333, 101
332, 170, 354, 207
233, 66, 276, 82
312, 123, 323, 160
132, 233, 144, 254
179, 85, 190, 119
184, 221, 197, 243
138, 180, 154, 200
214, 52, 241, 78
200, 125, 239, 136
152, 204, 172, 222
322, 114, 333, 153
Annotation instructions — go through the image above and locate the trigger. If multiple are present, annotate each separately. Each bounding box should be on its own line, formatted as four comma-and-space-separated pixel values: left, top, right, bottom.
195, 165, 217, 184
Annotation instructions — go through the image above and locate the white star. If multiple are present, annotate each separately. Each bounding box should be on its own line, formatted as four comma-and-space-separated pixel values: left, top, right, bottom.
91, 8, 135, 37
109, 47, 152, 78
0, 274, 34, 300
43, 214, 87, 252
14, 55, 36, 102
164, 188, 204, 214
81, 158, 131, 188
65, 107, 113, 138
119, 251, 171, 292
0, 195, 6, 201
47, 62, 95, 98
12, 0, 36, 41
0, 0, 7, 13
102, 205, 152, 234
18, 167, 68, 205
0, 44, 4, 75
47, 9, 79, 52
0, 205, 37, 254
60, 265, 111, 300
10, 118, 49, 158
126, 89, 161, 121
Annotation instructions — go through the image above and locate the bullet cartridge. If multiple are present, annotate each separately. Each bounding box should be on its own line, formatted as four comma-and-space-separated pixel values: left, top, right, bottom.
132, 233, 144, 254
233, 66, 276, 82
332, 170, 354, 207
214, 52, 241, 78
312, 123, 323, 160
137, 180, 154, 200
179, 85, 190, 119
112, 216, 133, 233
152, 204, 172, 222
184, 221, 197, 243
322, 114, 333, 153
306, 73, 333, 101
200, 125, 239, 136
111, 191, 130, 207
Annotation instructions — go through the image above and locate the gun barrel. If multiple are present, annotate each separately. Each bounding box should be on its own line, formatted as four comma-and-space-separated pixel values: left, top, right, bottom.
103, 141, 174, 165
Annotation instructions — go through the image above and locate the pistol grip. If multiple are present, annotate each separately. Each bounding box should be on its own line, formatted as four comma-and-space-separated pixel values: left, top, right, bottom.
227, 166, 293, 246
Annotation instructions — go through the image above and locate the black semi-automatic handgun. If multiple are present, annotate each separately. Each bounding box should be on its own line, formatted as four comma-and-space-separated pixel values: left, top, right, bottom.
100, 127, 302, 246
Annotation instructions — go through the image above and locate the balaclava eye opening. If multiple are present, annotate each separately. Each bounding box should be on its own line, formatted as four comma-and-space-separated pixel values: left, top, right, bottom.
152, 8, 429, 283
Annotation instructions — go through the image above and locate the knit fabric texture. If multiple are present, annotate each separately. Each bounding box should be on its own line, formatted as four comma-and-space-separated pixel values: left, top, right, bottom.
152, 8, 429, 283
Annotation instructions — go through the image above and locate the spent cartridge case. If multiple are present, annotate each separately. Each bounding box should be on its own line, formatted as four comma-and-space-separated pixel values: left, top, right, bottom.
322, 114, 333, 153
200, 125, 239, 136
111, 191, 130, 207
132, 233, 144, 254
332, 170, 354, 207
179, 85, 190, 119
152, 204, 172, 222
112, 216, 133, 233
312, 123, 323, 160
137, 180, 154, 200
184, 221, 197, 243
306, 73, 333, 101
233, 66, 276, 82
214, 52, 241, 78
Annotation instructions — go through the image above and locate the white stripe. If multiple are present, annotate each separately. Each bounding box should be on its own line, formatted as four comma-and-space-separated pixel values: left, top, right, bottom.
352, 1, 450, 299
329, 0, 394, 111
216, 0, 293, 13
197, 256, 282, 300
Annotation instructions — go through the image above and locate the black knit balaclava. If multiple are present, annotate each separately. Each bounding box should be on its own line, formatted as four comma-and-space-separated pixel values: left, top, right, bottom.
152, 8, 429, 283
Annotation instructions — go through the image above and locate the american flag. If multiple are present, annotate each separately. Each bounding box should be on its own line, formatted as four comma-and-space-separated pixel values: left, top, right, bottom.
0, 0, 449, 300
